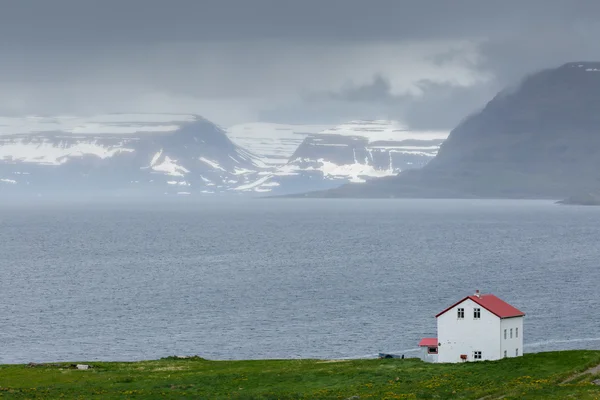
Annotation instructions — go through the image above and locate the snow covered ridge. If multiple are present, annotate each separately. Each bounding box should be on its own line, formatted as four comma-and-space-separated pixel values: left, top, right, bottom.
0, 114, 261, 194
0, 136, 137, 166
0, 114, 197, 136
317, 120, 448, 143
0, 114, 198, 168
235, 120, 449, 194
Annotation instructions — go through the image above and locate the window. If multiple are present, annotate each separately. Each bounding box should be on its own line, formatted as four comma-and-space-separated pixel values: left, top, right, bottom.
516, 348, 519, 356
474, 351, 482, 360
504, 329, 507, 339
457, 308, 464, 319
473, 308, 481, 319
427, 347, 438, 354
504, 350, 507, 358
516, 327, 518, 338
510, 328, 513, 338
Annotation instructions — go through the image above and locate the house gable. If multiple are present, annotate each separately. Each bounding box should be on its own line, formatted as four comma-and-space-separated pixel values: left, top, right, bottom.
436, 294, 525, 319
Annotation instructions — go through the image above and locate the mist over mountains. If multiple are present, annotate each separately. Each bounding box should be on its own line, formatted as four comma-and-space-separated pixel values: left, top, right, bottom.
0, 115, 445, 196
4, 62, 599, 200
234, 121, 446, 194
308, 62, 600, 199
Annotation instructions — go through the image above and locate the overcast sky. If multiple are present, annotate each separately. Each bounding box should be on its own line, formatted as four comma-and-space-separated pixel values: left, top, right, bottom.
1, 0, 599, 129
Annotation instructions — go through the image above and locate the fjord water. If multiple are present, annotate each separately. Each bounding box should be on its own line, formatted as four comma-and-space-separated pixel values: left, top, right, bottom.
0, 199, 598, 364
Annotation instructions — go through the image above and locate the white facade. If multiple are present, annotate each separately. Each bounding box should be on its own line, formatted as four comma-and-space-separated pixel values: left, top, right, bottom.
500, 317, 524, 359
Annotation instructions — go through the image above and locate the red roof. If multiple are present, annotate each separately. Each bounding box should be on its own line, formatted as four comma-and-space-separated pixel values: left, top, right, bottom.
435, 294, 525, 319
418, 338, 438, 347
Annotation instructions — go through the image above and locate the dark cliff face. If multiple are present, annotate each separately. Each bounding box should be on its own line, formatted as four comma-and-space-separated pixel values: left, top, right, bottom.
316, 62, 600, 199
430, 62, 600, 171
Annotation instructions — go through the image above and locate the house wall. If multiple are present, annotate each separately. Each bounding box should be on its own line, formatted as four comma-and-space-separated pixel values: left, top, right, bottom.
420, 347, 439, 363
437, 298, 501, 363
500, 317, 524, 358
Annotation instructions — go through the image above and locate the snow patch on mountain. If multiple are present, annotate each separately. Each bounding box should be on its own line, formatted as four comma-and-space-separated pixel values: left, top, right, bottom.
198, 157, 226, 172
0, 137, 136, 165
149, 155, 190, 177
0, 114, 196, 136
234, 175, 273, 191
317, 120, 448, 143
315, 160, 394, 183
167, 180, 190, 186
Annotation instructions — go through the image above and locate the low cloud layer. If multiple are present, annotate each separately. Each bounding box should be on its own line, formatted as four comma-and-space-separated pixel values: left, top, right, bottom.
1, 0, 599, 129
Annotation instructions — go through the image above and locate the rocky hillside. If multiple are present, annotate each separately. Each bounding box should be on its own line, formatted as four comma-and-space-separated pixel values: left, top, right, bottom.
313, 62, 600, 199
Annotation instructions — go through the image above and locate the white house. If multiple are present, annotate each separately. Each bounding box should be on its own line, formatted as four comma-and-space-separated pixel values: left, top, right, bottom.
419, 290, 525, 363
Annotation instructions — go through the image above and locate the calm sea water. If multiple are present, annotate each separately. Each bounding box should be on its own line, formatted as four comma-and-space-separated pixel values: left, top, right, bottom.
0, 199, 599, 364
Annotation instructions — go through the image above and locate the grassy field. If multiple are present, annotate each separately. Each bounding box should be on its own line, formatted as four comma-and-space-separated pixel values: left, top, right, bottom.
0, 351, 599, 399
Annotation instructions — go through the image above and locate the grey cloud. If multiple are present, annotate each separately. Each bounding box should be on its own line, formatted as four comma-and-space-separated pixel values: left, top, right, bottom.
399, 81, 500, 130
1, 0, 599, 46
326, 75, 394, 104
1, 0, 600, 128
306, 75, 499, 129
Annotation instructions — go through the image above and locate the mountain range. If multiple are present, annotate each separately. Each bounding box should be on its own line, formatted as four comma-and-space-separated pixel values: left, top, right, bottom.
10, 61, 592, 199
233, 121, 447, 194
308, 62, 600, 199
0, 114, 259, 196
0, 115, 447, 196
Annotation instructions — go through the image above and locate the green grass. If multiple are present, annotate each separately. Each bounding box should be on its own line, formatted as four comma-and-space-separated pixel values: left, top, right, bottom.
0, 351, 599, 399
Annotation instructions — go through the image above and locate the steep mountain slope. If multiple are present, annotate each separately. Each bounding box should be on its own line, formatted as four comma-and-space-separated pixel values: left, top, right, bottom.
311, 62, 600, 199
236, 120, 447, 195
0, 114, 258, 195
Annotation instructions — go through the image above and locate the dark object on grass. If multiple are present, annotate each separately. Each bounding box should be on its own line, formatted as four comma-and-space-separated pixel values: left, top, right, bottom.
378, 353, 403, 359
